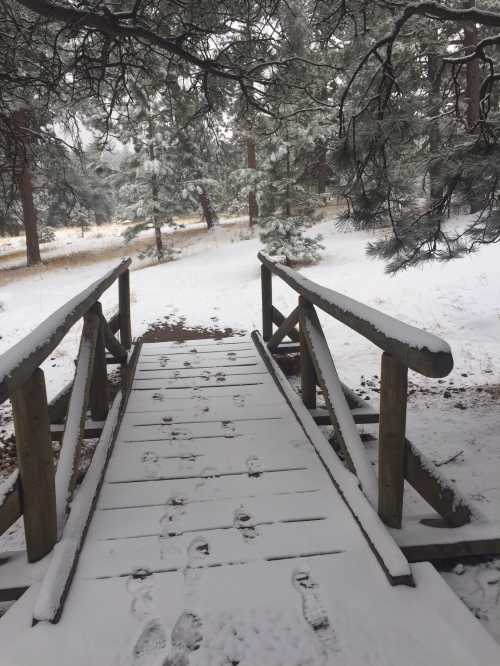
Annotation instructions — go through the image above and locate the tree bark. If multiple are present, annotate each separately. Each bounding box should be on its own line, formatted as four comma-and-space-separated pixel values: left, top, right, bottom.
13, 110, 41, 266
463, 0, 481, 130
315, 139, 328, 198
246, 137, 258, 226
463, 0, 483, 213
285, 146, 292, 217
427, 42, 443, 205
147, 119, 164, 261
198, 184, 219, 229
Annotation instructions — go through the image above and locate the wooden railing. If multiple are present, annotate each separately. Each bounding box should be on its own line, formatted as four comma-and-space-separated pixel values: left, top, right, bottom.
258, 252, 473, 531
0, 259, 132, 562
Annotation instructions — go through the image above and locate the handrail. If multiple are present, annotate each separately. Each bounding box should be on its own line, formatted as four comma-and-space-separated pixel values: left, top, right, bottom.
0, 259, 131, 404
0, 258, 132, 563
258, 251, 472, 535
258, 252, 453, 378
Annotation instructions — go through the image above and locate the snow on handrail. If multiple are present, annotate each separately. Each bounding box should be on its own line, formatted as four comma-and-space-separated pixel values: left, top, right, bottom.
258, 252, 453, 378
0, 259, 131, 403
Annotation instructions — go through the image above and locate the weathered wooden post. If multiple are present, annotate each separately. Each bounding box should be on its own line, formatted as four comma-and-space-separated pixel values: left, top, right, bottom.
261, 264, 273, 342
378, 352, 408, 528
89, 302, 109, 421
11, 369, 57, 562
119, 268, 132, 350
299, 296, 317, 409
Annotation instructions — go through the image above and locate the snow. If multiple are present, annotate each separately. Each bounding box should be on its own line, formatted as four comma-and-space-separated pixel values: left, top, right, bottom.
0, 260, 128, 402
34, 392, 122, 623
0, 469, 18, 505
54, 327, 97, 535
253, 333, 413, 585
260, 251, 452, 359
1, 212, 500, 645
301, 312, 378, 506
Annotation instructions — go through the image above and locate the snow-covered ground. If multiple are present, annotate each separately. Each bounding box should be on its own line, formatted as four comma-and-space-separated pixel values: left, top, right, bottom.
0, 214, 499, 641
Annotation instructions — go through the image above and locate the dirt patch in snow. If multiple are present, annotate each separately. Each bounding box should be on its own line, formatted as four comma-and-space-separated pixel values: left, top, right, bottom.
141, 314, 246, 343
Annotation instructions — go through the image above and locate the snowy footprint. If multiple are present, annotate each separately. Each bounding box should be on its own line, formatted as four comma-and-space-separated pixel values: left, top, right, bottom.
162, 539, 209, 665
233, 394, 245, 408
126, 569, 168, 665
234, 507, 258, 542
142, 451, 161, 479
246, 455, 262, 478
127, 567, 154, 621
133, 618, 167, 663
159, 497, 187, 559
292, 568, 340, 654
221, 420, 236, 437
162, 612, 203, 666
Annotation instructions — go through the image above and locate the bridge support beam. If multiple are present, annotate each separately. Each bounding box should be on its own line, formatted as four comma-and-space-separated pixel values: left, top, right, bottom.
378, 352, 407, 529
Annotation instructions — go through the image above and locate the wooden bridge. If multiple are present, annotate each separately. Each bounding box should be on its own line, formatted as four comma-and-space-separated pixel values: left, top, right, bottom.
0, 256, 499, 665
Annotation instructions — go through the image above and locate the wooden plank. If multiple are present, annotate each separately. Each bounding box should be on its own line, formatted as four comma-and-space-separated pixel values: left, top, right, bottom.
405, 440, 473, 527
97, 469, 322, 510
132, 373, 272, 391
300, 303, 378, 506
252, 331, 413, 586
89, 491, 331, 542
299, 297, 317, 409
258, 252, 453, 378
108, 310, 120, 334
100, 311, 127, 363
50, 420, 105, 442
311, 406, 380, 425
0, 471, 21, 536
272, 306, 300, 343
116, 416, 299, 444
378, 352, 407, 529
54, 311, 99, 534
118, 268, 132, 350
10, 369, 57, 562
268, 306, 300, 350
137, 356, 260, 370
395, 518, 500, 561
135, 366, 268, 379
261, 263, 273, 341
33, 392, 123, 624
0, 259, 130, 404
89, 303, 109, 421
78, 520, 347, 580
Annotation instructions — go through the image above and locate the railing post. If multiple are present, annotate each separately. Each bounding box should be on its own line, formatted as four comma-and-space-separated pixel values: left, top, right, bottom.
89, 302, 109, 421
119, 268, 132, 350
11, 368, 57, 562
299, 296, 317, 409
261, 264, 273, 341
378, 352, 408, 528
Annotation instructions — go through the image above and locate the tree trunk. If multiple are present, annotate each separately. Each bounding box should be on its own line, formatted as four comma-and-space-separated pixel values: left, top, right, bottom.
246, 137, 258, 226
285, 146, 292, 217
13, 110, 41, 266
198, 184, 219, 229
147, 119, 164, 261
94, 212, 107, 226
315, 139, 328, 199
463, 0, 481, 130
427, 44, 443, 206
463, 0, 483, 213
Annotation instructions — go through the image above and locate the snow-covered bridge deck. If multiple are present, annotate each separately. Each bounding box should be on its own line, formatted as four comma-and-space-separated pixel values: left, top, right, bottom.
1, 336, 499, 665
